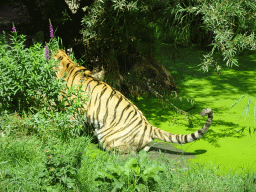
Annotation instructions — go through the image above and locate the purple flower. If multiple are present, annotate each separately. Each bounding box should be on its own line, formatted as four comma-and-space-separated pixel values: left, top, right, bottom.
12, 22, 16, 32
49, 19, 54, 38
12, 27, 16, 32
45, 45, 49, 60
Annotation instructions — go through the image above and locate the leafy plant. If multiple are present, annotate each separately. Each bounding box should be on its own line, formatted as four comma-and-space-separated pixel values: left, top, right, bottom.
229, 94, 256, 135
27, 79, 91, 141
41, 141, 83, 190
0, 23, 62, 113
94, 150, 166, 191
0, 21, 92, 141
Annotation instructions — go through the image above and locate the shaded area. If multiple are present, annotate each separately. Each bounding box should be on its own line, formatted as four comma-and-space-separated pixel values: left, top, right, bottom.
147, 142, 197, 170
0, 1, 34, 49
110, 141, 200, 171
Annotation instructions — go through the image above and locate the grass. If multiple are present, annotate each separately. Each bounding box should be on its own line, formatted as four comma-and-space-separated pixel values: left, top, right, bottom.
0, 23, 256, 191
1, 116, 256, 191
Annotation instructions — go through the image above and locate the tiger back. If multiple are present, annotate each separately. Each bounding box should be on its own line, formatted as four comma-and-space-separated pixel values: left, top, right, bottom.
53, 50, 214, 153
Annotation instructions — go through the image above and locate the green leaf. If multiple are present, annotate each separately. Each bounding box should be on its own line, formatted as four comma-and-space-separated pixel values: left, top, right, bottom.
142, 165, 166, 177
105, 164, 123, 176
138, 150, 148, 169
123, 158, 138, 177
111, 181, 125, 192
131, 164, 141, 175
142, 173, 161, 183
96, 171, 116, 180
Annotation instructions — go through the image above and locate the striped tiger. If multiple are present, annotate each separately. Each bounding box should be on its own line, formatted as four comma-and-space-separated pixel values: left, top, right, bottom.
53, 49, 214, 153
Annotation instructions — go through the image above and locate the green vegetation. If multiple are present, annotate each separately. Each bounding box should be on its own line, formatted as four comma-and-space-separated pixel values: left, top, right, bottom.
1, 0, 256, 191
0, 24, 255, 192
94, 150, 166, 191
145, 43, 256, 176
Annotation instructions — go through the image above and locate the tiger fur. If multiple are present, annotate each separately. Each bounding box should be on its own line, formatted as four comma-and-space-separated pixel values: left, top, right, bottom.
53, 49, 214, 153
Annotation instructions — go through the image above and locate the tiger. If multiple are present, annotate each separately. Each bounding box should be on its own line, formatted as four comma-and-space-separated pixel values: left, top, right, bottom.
53, 49, 214, 153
